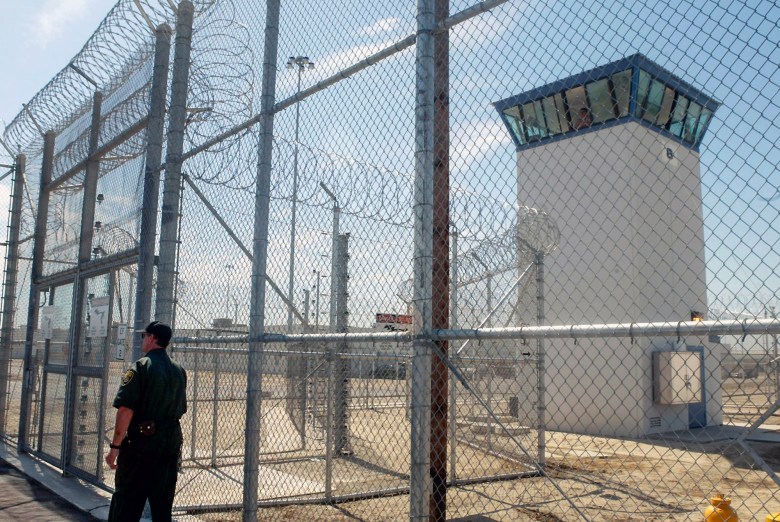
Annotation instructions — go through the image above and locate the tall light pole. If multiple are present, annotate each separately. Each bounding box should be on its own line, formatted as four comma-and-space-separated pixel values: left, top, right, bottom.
286, 55, 315, 333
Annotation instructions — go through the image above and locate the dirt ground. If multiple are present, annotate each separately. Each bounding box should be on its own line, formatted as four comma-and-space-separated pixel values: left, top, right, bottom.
4, 360, 779, 521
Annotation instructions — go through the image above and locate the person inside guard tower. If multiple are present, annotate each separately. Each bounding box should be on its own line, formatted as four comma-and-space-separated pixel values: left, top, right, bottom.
105, 320, 187, 522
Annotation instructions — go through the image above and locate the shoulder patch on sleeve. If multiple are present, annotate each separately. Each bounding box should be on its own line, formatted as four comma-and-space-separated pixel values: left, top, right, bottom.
122, 369, 136, 385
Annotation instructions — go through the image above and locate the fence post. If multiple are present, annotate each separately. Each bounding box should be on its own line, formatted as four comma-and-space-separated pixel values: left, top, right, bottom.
243, 0, 281, 518
328, 196, 340, 332
430, 0, 450, 516
156, 1, 194, 325
211, 348, 220, 467
17, 132, 55, 448
325, 344, 334, 500
448, 225, 458, 483
63, 90, 103, 469
0, 153, 26, 438
334, 233, 350, 454
132, 23, 172, 361
411, 0, 435, 517
535, 251, 546, 468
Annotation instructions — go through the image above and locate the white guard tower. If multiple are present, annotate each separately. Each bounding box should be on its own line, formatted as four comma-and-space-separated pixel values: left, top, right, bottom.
494, 54, 722, 437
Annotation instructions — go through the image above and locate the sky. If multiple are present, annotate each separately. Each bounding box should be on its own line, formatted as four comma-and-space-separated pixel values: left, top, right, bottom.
0, 0, 777, 331
0, 0, 113, 140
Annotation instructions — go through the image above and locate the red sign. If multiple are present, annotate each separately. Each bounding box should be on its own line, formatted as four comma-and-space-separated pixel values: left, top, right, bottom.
375, 313, 413, 324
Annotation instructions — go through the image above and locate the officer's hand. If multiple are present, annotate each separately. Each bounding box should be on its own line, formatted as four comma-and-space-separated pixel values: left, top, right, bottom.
105, 448, 119, 470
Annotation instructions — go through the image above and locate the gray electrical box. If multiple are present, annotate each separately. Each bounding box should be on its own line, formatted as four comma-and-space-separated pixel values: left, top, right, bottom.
653, 351, 702, 405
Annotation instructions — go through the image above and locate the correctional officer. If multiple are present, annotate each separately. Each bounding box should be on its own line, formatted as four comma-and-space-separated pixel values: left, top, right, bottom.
105, 320, 187, 521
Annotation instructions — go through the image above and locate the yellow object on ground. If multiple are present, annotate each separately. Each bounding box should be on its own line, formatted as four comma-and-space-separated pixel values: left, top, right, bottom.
704, 494, 738, 522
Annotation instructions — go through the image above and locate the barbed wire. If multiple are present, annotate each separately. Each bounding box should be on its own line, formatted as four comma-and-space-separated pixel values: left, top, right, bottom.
2, 0, 217, 157
188, 134, 557, 242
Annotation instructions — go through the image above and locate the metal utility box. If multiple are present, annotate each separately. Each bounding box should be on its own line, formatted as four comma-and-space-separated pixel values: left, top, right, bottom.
653, 351, 702, 405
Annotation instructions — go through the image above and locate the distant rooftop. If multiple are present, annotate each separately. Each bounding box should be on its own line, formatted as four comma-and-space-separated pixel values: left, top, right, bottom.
494, 54, 719, 152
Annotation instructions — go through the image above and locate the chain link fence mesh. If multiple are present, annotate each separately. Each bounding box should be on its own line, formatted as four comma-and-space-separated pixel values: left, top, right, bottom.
0, 0, 779, 519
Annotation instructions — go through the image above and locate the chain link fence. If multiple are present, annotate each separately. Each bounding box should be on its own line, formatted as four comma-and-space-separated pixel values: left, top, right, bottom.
1, 0, 779, 519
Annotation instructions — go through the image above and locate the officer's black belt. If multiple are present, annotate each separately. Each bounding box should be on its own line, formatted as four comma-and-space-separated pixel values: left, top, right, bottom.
130, 418, 180, 436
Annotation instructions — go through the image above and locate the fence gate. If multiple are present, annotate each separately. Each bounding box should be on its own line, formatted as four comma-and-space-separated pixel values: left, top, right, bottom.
32, 269, 124, 482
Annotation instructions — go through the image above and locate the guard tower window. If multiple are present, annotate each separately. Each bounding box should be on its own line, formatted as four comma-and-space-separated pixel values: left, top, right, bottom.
585, 79, 613, 124
669, 96, 689, 138
611, 70, 632, 117
521, 100, 548, 141
684, 102, 702, 144
695, 108, 713, 144
494, 55, 718, 150
503, 106, 525, 143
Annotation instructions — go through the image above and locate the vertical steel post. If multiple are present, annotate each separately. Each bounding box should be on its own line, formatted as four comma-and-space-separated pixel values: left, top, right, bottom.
287, 68, 302, 333
190, 350, 199, 459
132, 24, 172, 361
243, 0, 281, 518
18, 132, 55, 448
211, 349, 220, 467
156, 1, 194, 325
324, 343, 334, 500
64, 91, 103, 469
448, 225, 457, 484
0, 154, 26, 438
300, 288, 310, 447
328, 201, 340, 331
77, 93, 103, 266
314, 271, 321, 332
771, 307, 778, 402
334, 233, 349, 454
535, 251, 546, 467
430, 0, 450, 515
411, 0, 435, 517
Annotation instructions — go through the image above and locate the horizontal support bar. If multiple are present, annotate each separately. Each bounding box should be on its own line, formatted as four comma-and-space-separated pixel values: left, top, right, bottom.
36, 247, 139, 288
171, 319, 780, 346
48, 116, 149, 191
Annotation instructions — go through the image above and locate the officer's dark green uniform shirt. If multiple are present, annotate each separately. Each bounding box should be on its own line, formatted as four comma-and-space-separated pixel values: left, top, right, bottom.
113, 349, 187, 423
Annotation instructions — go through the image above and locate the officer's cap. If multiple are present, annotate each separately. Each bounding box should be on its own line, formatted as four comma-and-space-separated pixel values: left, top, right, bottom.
137, 320, 172, 346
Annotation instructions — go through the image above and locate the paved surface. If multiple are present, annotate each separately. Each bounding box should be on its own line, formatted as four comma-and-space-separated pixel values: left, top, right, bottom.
0, 457, 99, 521
0, 444, 111, 521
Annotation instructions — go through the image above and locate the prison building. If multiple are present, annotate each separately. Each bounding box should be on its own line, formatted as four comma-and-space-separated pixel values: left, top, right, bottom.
494, 54, 722, 437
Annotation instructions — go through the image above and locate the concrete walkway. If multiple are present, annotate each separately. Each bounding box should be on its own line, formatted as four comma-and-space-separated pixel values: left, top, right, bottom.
0, 443, 110, 520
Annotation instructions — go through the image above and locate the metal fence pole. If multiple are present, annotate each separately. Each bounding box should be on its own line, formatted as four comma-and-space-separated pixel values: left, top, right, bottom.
328, 196, 340, 332
77, 93, 103, 266
64, 90, 103, 470
211, 349, 220, 467
0, 153, 26, 438
430, 0, 450, 516
448, 224, 458, 484
535, 251, 546, 468
411, 0, 435, 516
334, 233, 350, 454
190, 349, 199, 460
132, 23, 172, 360
156, 1, 194, 325
18, 132, 55, 448
243, 0, 281, 518
325, 344, 334, 500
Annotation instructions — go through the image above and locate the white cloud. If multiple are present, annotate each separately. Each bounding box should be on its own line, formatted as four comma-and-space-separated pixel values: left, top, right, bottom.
26, 0, 92, 49
358, 17, 401, 37
452, 119, 512, 166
